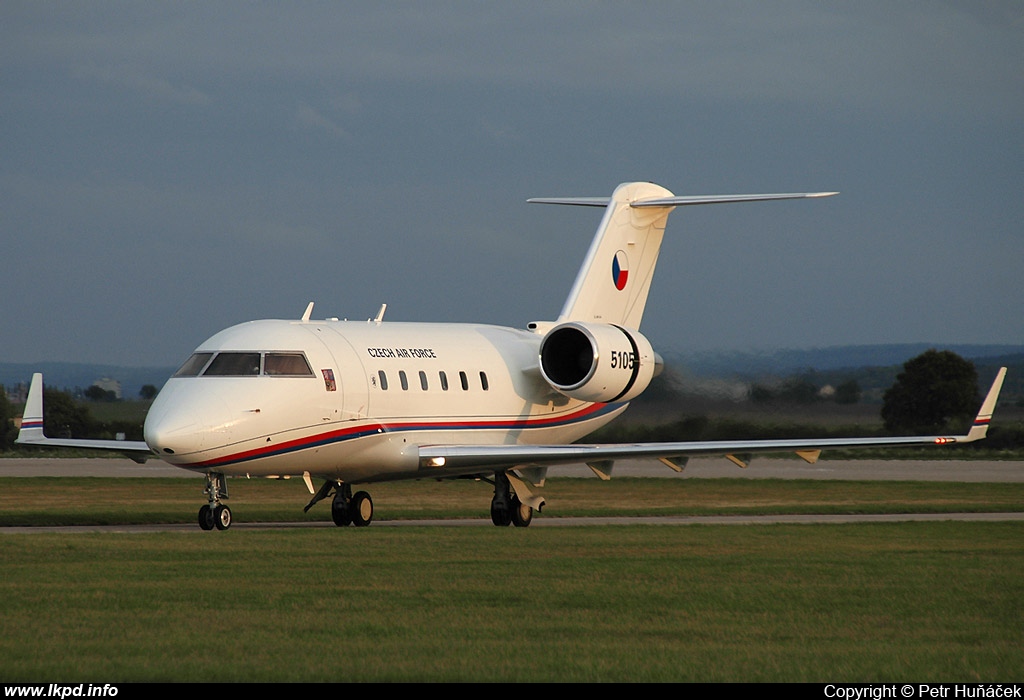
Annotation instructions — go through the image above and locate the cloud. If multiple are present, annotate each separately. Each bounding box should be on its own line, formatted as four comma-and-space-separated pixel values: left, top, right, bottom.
2, 2, 1022, 366
294, 102, 349, 139
73, 63, 210, 105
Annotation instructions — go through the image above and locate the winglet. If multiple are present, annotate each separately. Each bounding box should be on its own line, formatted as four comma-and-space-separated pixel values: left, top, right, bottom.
16, 372, 153, 460
16, 373, 46, 444
960, 367, 1007, 443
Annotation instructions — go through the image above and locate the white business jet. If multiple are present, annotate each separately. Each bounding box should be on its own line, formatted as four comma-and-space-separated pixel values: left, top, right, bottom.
17, 182, 1007, 530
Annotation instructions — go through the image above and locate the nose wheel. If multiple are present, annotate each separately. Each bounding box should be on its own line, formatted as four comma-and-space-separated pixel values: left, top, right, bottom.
198, 473, 232, 530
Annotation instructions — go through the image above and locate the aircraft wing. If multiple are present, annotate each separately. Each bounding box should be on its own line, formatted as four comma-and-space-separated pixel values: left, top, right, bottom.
419, 367, 1007, 477
15, 373, 154, 463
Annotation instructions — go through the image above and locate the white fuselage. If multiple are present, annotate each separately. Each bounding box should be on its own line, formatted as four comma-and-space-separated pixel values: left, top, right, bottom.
143, 319, 626, 482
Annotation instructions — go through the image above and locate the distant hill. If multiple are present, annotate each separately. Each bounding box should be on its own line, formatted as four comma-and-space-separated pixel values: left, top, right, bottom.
662, 344, 1024, 403
666, 344, 1024, 377
0, 362, 177, 401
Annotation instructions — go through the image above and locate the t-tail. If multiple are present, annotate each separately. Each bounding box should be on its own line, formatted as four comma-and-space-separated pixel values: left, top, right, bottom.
530, 182, 839, 330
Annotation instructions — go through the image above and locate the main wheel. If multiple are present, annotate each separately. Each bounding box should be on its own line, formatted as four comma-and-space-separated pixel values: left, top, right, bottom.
214, 504, 232, 530
198, 504, 215, 531
490, 500, 512, 526
511, 496, 533, 528
331, 493, 351, 527
351, 491, 373, 527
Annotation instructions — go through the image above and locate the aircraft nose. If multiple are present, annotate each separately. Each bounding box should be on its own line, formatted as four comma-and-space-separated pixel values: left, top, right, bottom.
144, 381, 230, 457
144, 407, 204, 456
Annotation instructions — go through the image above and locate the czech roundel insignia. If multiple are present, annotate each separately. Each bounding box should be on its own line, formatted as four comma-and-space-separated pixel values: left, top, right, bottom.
612, 250, 629, 290
322, 368, 336, 392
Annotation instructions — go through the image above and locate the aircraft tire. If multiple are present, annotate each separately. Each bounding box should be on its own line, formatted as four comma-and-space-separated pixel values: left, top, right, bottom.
490, 501, 512, 527
198, 505, 215, 531
351, 491, 373, 527
511, 497, 533, 528
214, 505, 232, 530
331, 496, 351, 527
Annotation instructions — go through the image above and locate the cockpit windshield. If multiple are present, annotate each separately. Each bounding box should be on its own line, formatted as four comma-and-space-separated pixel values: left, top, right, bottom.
173, 351, 314, 377
264, 352, 314, 376
205, 352, 261, 376
174, 352, 213, 377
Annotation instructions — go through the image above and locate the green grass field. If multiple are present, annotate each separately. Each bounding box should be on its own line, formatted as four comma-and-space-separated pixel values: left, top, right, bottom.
0, 477, 1022, 682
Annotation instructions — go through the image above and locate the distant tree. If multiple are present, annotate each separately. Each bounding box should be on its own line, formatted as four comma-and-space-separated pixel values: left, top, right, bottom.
0, 385, 13, 451
779, 377, 819, 404
139, 384, 158, 400
43, 388, 95, 438
881, 350, 978, 434
84, 385, 116, 401
750, 377, 819, 404
834, 379, 861, 405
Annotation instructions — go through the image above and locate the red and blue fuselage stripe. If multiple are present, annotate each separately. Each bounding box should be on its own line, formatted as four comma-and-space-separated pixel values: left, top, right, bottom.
185, 402, 620, 469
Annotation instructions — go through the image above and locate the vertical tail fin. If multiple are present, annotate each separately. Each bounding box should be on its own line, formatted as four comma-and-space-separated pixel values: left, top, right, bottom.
547, 182, 675, 330
529, 183, 838, 330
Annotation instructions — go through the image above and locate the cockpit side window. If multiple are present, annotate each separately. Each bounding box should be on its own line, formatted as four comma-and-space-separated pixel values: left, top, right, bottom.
174, 352, 214, 377
264, 352, 314, 376
203, 352, 262, 376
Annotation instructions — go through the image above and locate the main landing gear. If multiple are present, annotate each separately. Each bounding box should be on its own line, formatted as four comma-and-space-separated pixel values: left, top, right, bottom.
304, 479, 372, 527
331, 483, 374, 527
489, 471, 534, 527
198, 472, 232, 531
304, 471, 540, 528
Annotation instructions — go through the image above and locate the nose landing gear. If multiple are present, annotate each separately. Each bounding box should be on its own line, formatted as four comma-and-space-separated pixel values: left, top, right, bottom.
198, 473, 231, 530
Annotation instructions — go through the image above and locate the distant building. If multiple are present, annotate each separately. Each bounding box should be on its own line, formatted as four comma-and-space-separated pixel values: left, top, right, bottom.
92, 377, 122, 400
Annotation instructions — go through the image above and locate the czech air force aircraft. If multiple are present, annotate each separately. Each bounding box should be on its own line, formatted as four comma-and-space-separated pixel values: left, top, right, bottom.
17, 181, 1007, 530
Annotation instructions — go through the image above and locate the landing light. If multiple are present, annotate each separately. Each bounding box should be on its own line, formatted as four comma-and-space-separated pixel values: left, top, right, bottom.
424, 456, 446, 468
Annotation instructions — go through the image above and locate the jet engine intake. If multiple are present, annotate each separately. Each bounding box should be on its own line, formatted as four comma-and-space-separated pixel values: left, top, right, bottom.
539, 322, 659, 403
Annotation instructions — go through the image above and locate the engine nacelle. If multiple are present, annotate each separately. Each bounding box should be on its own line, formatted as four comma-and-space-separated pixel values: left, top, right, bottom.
539, 322, 659, 403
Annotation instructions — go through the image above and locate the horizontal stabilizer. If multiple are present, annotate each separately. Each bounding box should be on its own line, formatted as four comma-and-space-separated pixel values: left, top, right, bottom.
631, 192, 838, 208
528, 191, 838, 209
537, 182, 838, 330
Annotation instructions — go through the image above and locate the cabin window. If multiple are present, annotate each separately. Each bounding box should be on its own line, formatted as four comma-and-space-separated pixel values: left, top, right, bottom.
479, 371, 489, 391
174, 352, 213, 377
264, 352, 314, 376
399, 370, 409, 391
419, 371, 428, 390
378, 370, 388, 390
459, 371, 469, 391
204, 352, 261, 376
439, 371, 449, 391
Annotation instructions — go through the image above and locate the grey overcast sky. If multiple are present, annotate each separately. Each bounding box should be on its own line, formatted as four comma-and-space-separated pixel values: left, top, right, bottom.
2, 2, 1022, 367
